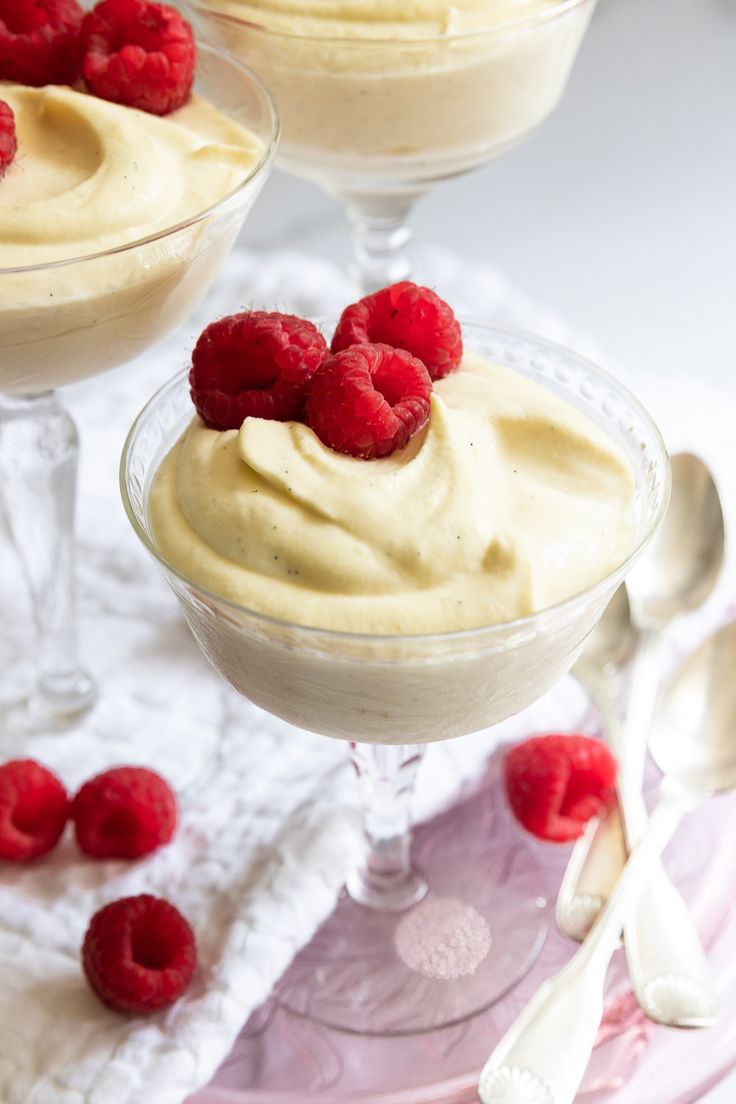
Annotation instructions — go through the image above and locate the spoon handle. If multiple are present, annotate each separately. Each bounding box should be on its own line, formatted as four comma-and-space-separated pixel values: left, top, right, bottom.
556, 672, 627, 942
618, 632, 719, 1024
478, 788, 690, 1104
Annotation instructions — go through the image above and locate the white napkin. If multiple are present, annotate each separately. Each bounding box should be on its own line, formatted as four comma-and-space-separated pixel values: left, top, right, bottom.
0, 246, 733, 1104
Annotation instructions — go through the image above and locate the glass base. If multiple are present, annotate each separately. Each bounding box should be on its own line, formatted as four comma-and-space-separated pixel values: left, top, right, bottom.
28, 669, 97, 727
276, 783, 548, 1036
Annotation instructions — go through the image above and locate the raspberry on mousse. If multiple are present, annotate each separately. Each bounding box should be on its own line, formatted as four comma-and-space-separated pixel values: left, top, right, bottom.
190, 310, 330, 430
503, 733, 618, 843
0, 0, 84, 87
306, 342, 432, 460
0, 98, 16, 177
331, 281, 463, 381
80, 0, 196, 116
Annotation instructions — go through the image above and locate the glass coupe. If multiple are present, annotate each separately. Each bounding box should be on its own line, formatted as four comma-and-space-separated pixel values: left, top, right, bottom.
121, 321, 669, 1034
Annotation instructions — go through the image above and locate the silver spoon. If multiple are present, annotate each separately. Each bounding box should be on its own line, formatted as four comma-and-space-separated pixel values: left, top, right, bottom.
479, 618, 736, 1104
555, 585, 636, 942
557, 582, 718, 1025
557, 454, 723, 1024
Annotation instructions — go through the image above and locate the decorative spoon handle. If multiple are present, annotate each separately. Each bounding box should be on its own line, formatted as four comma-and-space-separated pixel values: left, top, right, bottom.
478, 789, 690, 1104
619, 632, 718, 1024
558, 645, 718, 1026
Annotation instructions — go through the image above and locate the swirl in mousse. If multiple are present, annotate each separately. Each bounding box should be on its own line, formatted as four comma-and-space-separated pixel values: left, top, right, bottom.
151, 354, 634, 634
142, 286, 641, 743
0, 81, 265, 392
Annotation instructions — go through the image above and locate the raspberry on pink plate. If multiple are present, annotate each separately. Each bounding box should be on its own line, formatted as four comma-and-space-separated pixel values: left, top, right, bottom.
504, 733, 618, 843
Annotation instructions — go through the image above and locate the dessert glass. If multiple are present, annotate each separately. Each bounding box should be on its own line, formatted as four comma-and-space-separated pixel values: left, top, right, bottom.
121, 322, 669, 1034
0, 46, 278, 727
187, 0, 594, 289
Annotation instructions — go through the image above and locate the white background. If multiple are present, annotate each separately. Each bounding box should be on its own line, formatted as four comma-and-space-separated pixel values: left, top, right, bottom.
239, 0, 735, 1099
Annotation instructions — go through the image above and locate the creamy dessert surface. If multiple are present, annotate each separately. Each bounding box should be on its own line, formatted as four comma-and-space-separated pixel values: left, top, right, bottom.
149, 353, 635, 635
0, 82, 262, 270
0, 82, 264, 392
206, 0, 568, 38
196, 0, 590, 178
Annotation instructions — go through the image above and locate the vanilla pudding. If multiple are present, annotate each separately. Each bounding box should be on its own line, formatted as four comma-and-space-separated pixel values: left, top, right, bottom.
191, 0, 593, 187
133, 333, 657, 744
0, 73, 269, 392
151, 353, 634, 634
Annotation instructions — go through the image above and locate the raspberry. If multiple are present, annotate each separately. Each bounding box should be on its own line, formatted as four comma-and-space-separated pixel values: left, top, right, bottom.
0, 0, 83, 86
0, 759, 69, 861
503, 734, 618, 843
306, 343, 432, 460
190, 310, 330, 430
82, 894, 197, 1013
72, 766, 177, 859
331, 281, 463, 381
0, 99, 17, 178
80, 0, 195, 116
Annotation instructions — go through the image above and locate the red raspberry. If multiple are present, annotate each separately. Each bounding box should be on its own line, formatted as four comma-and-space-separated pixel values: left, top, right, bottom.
504, 734, 618, 843
0, 759, 69, 861
82, 894, 197, 1013
0, 99, 17, 178
80, 0, 195, 116
306, 343, 432, 460
0, 0, 83, 86
190, 310, 330, 430
331, 281, 463, 381
72, 766, 177, 860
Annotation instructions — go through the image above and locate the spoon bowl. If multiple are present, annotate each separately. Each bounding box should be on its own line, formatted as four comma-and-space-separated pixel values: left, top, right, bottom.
651, 618, 736, 795
627, 452, 725, 626
576, 583, 639, 677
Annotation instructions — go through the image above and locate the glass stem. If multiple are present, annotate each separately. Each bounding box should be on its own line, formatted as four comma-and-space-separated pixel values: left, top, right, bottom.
347, 742, 428, 911
344, 194, 421, 292
0, 391, 95, 724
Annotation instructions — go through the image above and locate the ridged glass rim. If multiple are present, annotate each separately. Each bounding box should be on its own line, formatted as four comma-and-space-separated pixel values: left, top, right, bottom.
0, 43, 279, 277
120, 319, 671, 648
186, 0, 592, 46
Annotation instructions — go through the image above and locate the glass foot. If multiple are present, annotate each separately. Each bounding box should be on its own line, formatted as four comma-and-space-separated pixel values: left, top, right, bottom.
28, 668, 97, 727
276, 786, 548, 1035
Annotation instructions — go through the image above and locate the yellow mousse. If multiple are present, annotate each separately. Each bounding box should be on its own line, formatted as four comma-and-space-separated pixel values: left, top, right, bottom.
0, 82, 261, 267
210, 0, 564, 37
0, 82, 264, 392
149, 352, 635, 635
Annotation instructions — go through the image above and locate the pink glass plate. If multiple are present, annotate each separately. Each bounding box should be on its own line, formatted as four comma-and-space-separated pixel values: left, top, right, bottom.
191, 756, 736, 1104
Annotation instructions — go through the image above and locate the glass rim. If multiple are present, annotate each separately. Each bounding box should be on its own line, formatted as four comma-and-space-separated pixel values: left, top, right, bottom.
120, 318, 671, 648
0, 42, 280, 278
186, 0, 592, 47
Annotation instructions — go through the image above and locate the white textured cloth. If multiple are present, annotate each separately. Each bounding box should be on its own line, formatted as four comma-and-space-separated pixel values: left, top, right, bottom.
0, 247, 733, 1104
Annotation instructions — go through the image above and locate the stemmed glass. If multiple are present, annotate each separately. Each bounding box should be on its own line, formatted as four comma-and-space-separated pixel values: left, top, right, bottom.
0, 46, 278, 735
186, 0, 594, 289
121, 322, 669, 1034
